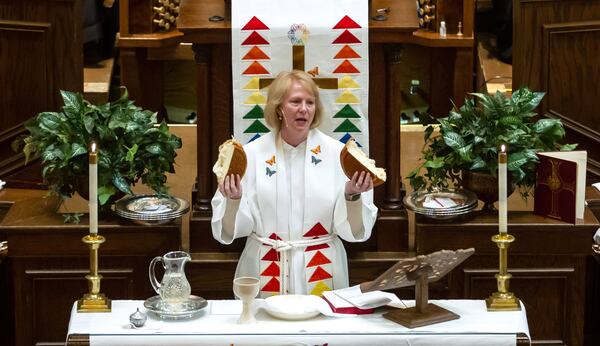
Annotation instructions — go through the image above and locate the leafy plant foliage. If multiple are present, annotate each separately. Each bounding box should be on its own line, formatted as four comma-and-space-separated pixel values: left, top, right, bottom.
407, 88, 576, 198
18, 90, 182, 206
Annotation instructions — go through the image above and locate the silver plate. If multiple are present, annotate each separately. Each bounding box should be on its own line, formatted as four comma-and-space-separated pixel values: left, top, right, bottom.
115, 195, 190, 223
143, 295, 207, 320
404, 188, 478, 220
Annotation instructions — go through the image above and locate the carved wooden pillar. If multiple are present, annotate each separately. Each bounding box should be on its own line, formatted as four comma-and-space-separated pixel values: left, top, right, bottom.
119, 47, 165, 118
384, 44, 404, 210
452, 47, 473, 106
191, 44, 212, 212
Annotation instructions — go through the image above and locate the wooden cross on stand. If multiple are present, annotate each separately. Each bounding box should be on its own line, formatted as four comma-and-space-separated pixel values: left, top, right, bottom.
259, 45, 338, 89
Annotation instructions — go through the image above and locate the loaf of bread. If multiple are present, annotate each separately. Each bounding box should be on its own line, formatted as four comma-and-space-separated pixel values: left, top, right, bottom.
212, 139, 247, 183
340, 139, 386, 187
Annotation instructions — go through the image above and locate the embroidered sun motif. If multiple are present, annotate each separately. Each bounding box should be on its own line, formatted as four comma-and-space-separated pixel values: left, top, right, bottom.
547, 174, 561, 191
265, 155, 276, 166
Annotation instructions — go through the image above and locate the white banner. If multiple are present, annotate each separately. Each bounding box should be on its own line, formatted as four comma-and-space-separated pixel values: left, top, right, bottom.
231, 0, 370, 152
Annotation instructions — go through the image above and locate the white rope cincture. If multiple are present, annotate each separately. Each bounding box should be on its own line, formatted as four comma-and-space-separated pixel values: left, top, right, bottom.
251, 233, 336, 295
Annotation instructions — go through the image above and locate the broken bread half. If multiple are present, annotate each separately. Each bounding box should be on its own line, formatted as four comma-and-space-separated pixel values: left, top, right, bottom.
340, 139, 386, 187
213, 138, 247, 184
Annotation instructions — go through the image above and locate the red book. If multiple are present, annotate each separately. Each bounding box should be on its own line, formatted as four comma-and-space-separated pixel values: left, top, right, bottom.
534, 151, 587, 223
321, 293, 374, 315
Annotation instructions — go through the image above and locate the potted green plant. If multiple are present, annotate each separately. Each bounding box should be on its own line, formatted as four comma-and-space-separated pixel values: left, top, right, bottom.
407, 88, 576, 207
15, 90, 182, 210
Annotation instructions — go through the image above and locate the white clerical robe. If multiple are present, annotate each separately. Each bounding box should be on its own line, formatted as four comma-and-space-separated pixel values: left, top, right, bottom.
211, 129, 377, 297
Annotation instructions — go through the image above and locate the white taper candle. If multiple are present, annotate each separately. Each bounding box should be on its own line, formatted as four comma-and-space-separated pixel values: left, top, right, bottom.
89, 142, 98, 235
499, 144, 508, 234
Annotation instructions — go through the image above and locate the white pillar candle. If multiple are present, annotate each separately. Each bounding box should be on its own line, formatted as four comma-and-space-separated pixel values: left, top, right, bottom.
499, 144, 508, 234
89, 143, 98, 236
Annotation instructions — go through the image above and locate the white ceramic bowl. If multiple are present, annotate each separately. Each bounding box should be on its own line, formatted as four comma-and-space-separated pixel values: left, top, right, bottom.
263, 295, 321, 320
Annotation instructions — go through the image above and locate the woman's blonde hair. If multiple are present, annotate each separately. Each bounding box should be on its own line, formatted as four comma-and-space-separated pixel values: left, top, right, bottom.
264, 70, 324, 131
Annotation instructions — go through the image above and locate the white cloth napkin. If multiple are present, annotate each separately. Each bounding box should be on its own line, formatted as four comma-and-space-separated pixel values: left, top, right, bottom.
327, 285, 405, 309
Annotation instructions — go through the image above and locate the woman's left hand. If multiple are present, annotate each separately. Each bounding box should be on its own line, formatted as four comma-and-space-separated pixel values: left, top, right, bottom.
345, 171, 373, 196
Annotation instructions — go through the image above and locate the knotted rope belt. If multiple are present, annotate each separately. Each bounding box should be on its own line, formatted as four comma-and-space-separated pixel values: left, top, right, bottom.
251, 233, 336, 295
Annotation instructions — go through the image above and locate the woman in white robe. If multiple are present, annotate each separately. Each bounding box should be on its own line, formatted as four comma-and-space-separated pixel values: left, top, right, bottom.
212, 71, 378, 297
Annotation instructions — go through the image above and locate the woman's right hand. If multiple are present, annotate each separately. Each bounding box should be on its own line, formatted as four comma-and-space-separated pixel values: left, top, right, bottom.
218, 174, 242, 200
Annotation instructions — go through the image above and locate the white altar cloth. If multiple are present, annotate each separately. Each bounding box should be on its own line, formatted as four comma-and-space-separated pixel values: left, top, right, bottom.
67, 299, 530, 346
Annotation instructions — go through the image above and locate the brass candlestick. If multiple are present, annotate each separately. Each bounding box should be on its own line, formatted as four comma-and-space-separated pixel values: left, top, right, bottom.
486, 233, 521, 311
77, 234, 111, 312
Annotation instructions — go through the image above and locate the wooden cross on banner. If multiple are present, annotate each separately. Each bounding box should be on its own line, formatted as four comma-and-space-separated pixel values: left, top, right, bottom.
259, 45, 338, 89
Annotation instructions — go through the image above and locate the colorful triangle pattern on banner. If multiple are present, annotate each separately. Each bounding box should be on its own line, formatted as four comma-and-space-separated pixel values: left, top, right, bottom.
338, 76, 361, 89
244, 92, 267, 105
242, 31, 270, 45
334, 119, 361, 132
248, 133, 262, 143
244, 120, 270, 133
242, 16, 270, 30
335, 90, 360, 104
333, 60, 360, 74
334, 104, 361, 118
243, 105, 264, 119
332, 29, 361, 44
334, 45, 361, 59
333, 15, 362, 29
339, 133, 363, 146
243, 61, 270, 75
243, 77, 260, 90
243, 46, 270, 60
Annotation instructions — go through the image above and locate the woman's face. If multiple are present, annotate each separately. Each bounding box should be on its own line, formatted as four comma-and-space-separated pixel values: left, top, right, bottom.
279, 81, 316, 140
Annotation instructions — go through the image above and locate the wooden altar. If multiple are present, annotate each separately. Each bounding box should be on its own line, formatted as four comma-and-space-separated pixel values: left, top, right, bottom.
415, 209, 600, 345
65, 299, 531, 345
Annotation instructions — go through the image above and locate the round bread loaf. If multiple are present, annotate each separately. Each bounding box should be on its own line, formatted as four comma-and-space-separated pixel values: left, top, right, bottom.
213, 139, 247, 183
340, 140, 386, 187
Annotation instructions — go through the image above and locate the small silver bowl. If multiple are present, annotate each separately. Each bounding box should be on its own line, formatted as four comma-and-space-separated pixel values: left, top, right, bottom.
129, 308, 147, 328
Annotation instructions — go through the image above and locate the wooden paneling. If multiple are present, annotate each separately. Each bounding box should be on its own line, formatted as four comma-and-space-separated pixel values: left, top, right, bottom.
464, 266, 571, 343
0, 21, 51, 131
0, 190, 181, 346
542, 22, 600, 130
0, 0, 83, 182
24, 268, 133, 345
513, 0, 600, 181
415, 210, 599, 345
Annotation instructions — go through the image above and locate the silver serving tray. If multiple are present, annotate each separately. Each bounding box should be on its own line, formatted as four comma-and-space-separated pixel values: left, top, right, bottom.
143, 295, 207, 320
404, 188, 478, 220
115, 195, 190, 224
